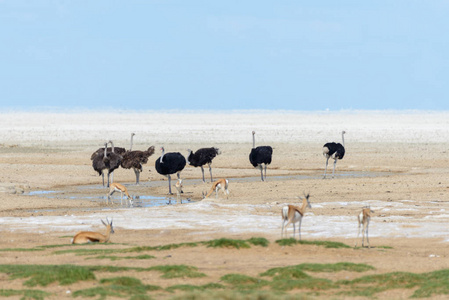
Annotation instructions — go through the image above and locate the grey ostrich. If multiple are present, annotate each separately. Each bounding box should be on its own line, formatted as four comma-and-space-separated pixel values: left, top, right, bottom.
92, 142, 122, 187
120, 133, 155, 184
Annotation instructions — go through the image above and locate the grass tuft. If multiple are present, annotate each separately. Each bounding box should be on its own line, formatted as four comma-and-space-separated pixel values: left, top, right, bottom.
90, 254, 156, 261
275, 239, 351, 248
148, 265, 206, 279
166, 283, 224, 292
203, 238, 250, 249
246, 237, 270, 247
221, 274, 269, 290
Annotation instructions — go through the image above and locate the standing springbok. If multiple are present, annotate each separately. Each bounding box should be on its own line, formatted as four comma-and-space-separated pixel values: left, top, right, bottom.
107, 183, 133, 206
71, 218, 114, 244
202, 178, 229, 199
355, 207, 374, 248
175, 179, 183, 204
281, 193, 311, 240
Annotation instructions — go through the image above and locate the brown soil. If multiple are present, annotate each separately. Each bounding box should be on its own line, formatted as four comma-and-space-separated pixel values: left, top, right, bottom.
1, 141, 449, 299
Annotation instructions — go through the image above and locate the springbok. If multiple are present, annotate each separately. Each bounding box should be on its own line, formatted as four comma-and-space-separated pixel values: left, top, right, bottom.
281, 193, 311, 240
175, 179, 183, 204
202, 178, 229, 199
71, 218, 114, 244
355, 207, 374, 248
107, 183, 133, 206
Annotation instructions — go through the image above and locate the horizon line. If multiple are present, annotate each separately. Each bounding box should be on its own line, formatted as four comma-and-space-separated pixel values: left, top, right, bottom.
1, 107, 448, 114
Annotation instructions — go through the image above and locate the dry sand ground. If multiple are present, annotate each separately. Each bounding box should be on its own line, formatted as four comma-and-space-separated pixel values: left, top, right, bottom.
1, 111, 449, 299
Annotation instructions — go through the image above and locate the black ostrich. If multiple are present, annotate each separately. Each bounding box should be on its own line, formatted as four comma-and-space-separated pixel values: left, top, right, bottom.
120, 133, 155, 184
323, 131, 346, 178
155, 147, 186, 194
249, 131, 273, 181
92, 142, 122, 187
187, 147, 221, 183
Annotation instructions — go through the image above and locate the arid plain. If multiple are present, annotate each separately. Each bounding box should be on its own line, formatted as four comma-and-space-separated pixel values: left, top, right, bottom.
1, 111, 449, 299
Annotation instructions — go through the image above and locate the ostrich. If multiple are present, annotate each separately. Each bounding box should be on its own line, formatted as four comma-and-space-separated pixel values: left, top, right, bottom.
155, 147, 186, 194
120, 133, 155, 184
323, 131, 346, 179
90, 142, 126, 161
92, 142, 122, 187
249, 131, 273, 181
186, 147, 221, 183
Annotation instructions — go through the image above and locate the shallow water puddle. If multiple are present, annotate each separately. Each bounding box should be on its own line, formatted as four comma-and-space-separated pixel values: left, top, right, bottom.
24, 171, 389, 206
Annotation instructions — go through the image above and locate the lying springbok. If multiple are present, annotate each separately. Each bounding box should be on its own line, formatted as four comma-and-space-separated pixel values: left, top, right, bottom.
175, 179, 183, 204
71, 218, 114, 244
281, 193, 311, 240
107, 183, 133, 206
202, 178, 229, 199
355, 207, 374, 248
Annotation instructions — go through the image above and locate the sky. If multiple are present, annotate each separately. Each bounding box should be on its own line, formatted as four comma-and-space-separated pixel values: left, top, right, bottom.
1, 1, 449, 111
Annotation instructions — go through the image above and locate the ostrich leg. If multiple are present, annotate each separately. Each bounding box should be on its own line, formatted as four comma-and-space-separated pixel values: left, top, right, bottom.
259, 165, 264, 181
168, 174, 172, 194
133, 168, 140, 184
332, 158, 338, 178
208, 163, 213, 182
323, 157, 330, 178
200, 166, 205, 182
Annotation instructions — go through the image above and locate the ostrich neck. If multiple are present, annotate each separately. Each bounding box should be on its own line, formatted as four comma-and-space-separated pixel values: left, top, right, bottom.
187, 150, 192, 164
110, 141, 115, 153
129, 135, 134, 151
160, 149, 165, 163
341, 133, 345, 147
252, 134, 255, 148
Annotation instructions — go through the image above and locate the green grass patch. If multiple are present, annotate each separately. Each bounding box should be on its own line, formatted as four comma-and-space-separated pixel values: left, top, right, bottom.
0, 289, 51, 300
298, 262, 375, 273
73, 276, 160, 299
0, 264, 96, 287
221, 274, 269, 290
246, 237, 270, 247
166, 283, 224, 292
53, 248, 120, 256
91, 254, 156, 261
0, 247, 44, 252
275, 238, 351, 249
155, 242, 199, 250
260, 263, 374, 292
338, 269, 449, 298
148, 265, 206, 279
50, 237, 268, 259
203, 238, 250, 249
377, 245, 393, 249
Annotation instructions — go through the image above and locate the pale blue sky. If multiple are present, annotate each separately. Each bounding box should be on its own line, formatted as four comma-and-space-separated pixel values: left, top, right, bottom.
1, 1, 448, 111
